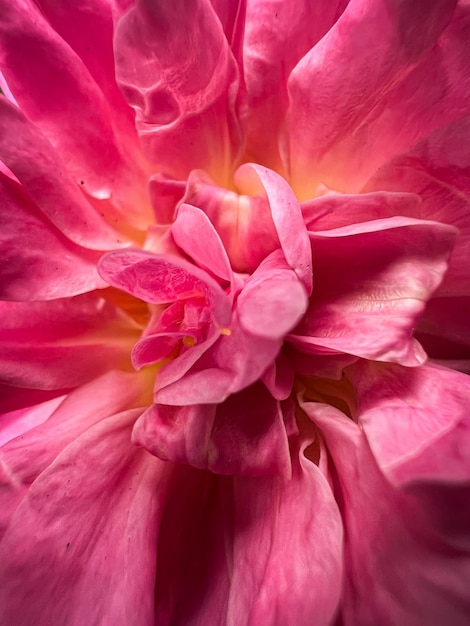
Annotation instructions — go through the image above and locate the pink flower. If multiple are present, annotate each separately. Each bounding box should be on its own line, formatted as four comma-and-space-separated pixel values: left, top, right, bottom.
1, 1, 469, 624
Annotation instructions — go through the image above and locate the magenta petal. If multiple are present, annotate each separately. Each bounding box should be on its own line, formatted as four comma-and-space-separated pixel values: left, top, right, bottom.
172, 203, 233, 282
114, 0, 244, 182
235, 163, 312, 292
300, 218, 456, 365
133, 382, 291, 477
98, 249, 232, 326
0, 98, 121, 249
349, 361, 470, 484
304, 400, 470, 626
0, 295, 138, 389
0, 409, 162, 626
0, 173, 105, 300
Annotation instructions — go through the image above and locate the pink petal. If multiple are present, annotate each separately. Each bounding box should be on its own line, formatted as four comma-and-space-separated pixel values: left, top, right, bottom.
307, 2, 470, 194
172, 203, 233, 282
303, 400, 470, 626
416, 296, 470, 363
0, 0, 152, 229
225, 445, 343, 625
0, 295, 139, 389
0, 393, 64, 448
0, 98, 122, 249
98, 249, 232, 327
237, 250, 308, 339
0, 173, 106, 300
114, 0, 244, 183
365, 116, 470, 297
154, 312, 280, 405
133, 382, 291, 477
286, 0, 457, 198
243, 0, 348, 170
349, 360, 470, 485
0, 409, 162, 626
295, 217, 456, 365
235, 164, 312, 292
301, 190, 421, 231
183, 169, 280, 273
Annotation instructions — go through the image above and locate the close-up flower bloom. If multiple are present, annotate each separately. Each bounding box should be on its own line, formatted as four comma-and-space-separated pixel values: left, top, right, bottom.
1, 0, 470, 624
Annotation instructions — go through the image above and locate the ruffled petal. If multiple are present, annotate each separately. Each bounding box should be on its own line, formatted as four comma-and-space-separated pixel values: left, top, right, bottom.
349, 360, 470, 484
0, 409, 162, 626
243, 0, 348, 170
365, 116, 470, 296
304, 400, 470, 626
0, 173, 105, 300
0, 295, 139, 389
0, 0, 152, 229
286, 0, 457, 198
292, 217, 456, 365
225, 446, 343, 626
0, 98, 123, 249
114, 0, 245, 183
133, 382, 291, 477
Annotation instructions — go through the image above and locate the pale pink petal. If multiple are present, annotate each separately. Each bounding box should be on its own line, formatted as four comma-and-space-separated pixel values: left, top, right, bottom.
114, 0, 244, 183
133, 382, 291, 477
294, 218, 456, 365
98, 249, 232, 326
0, 98, 122, 249
235, 164, 312, 292
0, 0, 152, 229
0, 409, 162, 626
172, 203, 233, 282
365, 116, 470, 296
243, 0, 348, 170
225, 445, 343, 626
286, 0, 457, 198
349, 360, 470, 484
0, 295, 139, 389
304, 400, 470, 626
0, 173, 106, 300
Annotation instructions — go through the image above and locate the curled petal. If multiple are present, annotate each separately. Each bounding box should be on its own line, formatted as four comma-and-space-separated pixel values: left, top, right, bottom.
133, 382, 291, 477
293, 217, 456, 365
114, 0, 245, 183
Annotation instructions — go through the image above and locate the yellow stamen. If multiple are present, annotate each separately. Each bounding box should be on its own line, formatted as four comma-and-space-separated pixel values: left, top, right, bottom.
182, 335, 196, 348
220, 328, 232, 336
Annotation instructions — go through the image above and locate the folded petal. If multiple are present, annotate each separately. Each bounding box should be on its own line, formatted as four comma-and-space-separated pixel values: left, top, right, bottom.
349, 360, 470, 485
0, 409, 162, 626
114, 0, 245, 183
0, 0, 152, 229
304, 400, 470, 626
294, 217, 456, 365
0, 173, 105, 300
243, 0, 348, 170
172, 203, 233, 282
133, 382, 291, 477
0, 295, 139, 389
286, 0, 457, 198
365, 116, 470, 296
225, 445, 343, 626
0, 98, 122, 249
98, 249, 232, 326
235, 164, 312, 292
